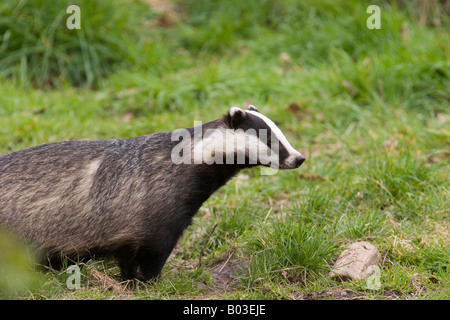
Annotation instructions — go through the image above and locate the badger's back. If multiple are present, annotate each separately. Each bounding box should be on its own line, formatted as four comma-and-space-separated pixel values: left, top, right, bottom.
0, 133, 183, 256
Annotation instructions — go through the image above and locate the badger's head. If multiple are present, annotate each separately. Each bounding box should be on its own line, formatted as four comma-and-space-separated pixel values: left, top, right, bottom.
213, 105, 305, 170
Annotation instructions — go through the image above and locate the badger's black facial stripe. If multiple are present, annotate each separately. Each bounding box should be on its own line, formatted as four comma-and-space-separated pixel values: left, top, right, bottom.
237, 112, 271, 137
235, 112, 290, 162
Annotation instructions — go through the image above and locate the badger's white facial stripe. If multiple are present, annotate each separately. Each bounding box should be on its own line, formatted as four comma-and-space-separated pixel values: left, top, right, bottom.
192, 128, 277, 166
246, 110, 303, 160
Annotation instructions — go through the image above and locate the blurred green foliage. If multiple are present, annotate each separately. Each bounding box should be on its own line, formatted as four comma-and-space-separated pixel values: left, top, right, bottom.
0, 231, 41, 298
0, 0, 150, 88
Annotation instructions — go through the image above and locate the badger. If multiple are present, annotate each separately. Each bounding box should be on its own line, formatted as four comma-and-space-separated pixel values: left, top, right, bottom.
0, 105, 305, 281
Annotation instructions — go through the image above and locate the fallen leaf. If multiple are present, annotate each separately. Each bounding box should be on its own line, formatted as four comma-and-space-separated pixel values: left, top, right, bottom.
285, 102, 301, 114
342, 80, 359, 97
401, 22, 409, 41
356, 191, 363, 201
299, 173, 326, 181
121, 112, 134, 123
383, 138, 398, 152
279, 52, 291, 64
202, 208, 211, 219
315, 113, 325, 121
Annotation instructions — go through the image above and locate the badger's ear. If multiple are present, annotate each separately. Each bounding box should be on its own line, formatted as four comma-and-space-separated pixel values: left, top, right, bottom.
247, 105, 259, 112
226, 107, 246, 128
229, 106, 246, 117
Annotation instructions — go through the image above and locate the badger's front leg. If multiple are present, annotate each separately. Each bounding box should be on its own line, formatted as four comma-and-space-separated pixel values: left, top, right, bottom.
137, 246, 174, 281
115, 244, 171, 281
137, 222, 189, 281
116, 245, 140, 280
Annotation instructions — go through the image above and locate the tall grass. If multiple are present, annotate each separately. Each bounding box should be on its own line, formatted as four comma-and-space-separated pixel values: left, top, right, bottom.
0, 0, 149, 88
247, 219, 337, 285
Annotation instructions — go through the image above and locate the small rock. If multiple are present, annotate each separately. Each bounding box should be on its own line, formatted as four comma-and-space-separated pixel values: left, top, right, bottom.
330, 241, 381, 280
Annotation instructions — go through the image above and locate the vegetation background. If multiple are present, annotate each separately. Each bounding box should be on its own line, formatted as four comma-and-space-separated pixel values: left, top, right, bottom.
0, 0, 448, 299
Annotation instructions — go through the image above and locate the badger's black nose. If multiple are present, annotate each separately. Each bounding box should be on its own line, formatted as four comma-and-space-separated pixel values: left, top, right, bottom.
295, 155, 306, 167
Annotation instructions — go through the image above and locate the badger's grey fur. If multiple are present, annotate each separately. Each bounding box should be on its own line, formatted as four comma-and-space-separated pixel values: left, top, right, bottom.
0, 106, 305, 281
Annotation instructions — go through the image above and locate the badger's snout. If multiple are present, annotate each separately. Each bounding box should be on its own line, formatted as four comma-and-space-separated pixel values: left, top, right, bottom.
276, 153, 305, 169
294, 155, 306, 168
284, 154, 305, 169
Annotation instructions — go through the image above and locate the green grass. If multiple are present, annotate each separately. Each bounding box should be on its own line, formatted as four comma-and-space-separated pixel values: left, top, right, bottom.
0, 0, 449, 300
247, 219, 337, 285
0, 0, 149, 88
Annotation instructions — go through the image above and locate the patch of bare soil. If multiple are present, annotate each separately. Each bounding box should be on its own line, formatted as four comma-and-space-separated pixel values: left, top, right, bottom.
208, 252, 247, 292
